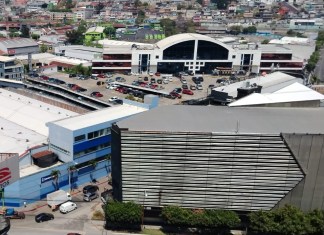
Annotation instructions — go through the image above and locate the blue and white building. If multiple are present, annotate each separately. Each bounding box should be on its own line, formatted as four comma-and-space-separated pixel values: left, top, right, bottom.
3, 90, 149, 207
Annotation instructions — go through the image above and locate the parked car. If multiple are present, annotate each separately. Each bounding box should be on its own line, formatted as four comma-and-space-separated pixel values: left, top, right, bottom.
163, 79, 169, 84
196, 83, 203, 90
83, 191, 99, 202
78, 87, 87, 92
112, 98, 123, 105
173, 88, 182, 93
59, 202, 77, 214
190, 85, 196, 90
40, 75, 49, 80
155, 72, 161, 76
170, 91, 182, 99
132, 81, 139, 86
83, 185, 99, 194
90, 75, 98, 80
97, 74, 105, 79
115, 77, 126, 82
208, 84, 216, 89
197, 76, 204, 82
67, 83, 76, 89
182, 89, 194, 95
2, 208, 25, 219
216, 78, 226, 83
35, 213, 54, 223
106, 78, 114, 84
108, 96, 119, 103
151, 78, 156, 83
182, 84, 188, 89
149, 72, 154, 76
181, 78, 187, 84
90, 91, 103, 97
69, 74, 77, 78
106, 84, 119, 90
157, 79, 162, 84
54, 79, 66, 85
144, 76, 149, 81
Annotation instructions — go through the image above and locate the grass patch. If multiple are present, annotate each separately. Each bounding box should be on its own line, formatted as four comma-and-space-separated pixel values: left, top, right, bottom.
141, 228, 166, 235
92, 210, 105, 220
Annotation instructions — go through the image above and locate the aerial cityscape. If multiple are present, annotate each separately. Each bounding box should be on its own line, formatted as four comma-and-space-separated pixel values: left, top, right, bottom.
0, 0, 323, 234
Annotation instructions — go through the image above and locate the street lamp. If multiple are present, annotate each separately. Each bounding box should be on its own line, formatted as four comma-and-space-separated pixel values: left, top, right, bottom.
141, 190, 148, 230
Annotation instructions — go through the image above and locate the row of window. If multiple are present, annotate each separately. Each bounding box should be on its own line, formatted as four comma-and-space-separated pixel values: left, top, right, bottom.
74, 128, 111, 143
74, 142, 111, 158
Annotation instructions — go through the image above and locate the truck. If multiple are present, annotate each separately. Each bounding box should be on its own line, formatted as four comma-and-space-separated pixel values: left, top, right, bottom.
47, 190, 72, 210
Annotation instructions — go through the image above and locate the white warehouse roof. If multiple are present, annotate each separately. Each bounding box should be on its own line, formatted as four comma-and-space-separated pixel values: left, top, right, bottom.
228, 83, 324, 107
0, 89, 78, 154
48, 103, 149, 131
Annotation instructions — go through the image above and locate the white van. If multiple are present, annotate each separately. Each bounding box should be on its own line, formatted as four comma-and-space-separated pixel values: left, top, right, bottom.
59, 201, 77, 214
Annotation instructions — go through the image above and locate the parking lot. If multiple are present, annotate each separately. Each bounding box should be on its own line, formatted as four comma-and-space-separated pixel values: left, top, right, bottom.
34, 72, 246, 106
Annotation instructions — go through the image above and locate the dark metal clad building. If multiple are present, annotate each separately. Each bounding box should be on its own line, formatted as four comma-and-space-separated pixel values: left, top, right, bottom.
111, 106, 324, 211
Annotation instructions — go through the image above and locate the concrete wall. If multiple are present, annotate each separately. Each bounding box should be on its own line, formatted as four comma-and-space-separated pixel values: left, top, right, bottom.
276, 134, 324, 211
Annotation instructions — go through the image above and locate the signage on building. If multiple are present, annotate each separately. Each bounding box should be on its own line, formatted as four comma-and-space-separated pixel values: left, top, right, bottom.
0, 154, 19, 189
41, 175, 54, 184
7, 49, 15, 55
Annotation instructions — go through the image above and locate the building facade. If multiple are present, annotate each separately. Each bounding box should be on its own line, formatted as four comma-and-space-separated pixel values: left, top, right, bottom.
0, 56, 24, 80
92, 33, 305, 75
4, 103, 149, 207
111, 106, 324, 212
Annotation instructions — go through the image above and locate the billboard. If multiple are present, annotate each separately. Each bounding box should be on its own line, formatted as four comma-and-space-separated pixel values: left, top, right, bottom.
0, 154, 19, 189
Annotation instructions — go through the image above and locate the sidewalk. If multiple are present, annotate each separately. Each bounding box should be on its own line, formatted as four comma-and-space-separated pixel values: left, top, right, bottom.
18, 176, 110, 214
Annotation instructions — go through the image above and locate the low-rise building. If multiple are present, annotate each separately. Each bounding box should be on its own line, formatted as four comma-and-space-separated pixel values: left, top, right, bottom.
0, 38, 39, 56
84, 26, 106, 43
0, 56, 24, 80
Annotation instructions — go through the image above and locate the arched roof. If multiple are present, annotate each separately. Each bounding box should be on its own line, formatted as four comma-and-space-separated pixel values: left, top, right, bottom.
155, 33, 233, 52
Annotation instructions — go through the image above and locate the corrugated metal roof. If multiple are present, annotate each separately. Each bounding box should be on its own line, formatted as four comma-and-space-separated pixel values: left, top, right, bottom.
0, 38, 38, 49
116, 105, 324, 134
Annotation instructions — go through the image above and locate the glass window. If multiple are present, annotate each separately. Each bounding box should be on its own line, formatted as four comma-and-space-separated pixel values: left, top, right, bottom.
74, 134, 85, 142
163, 40, 195, 60
197, 40, 229, 60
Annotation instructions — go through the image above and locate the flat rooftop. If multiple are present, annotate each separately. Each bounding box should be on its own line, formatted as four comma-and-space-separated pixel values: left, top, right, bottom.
20, 161, 63, 178
0, 89, 78, 154
213, 72, 301, 97
117, 106, 324, 135
48, 103, 148, 131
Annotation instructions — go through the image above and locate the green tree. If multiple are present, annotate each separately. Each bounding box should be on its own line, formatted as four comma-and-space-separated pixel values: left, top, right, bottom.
229, 25, 242, 35
20, 26, 30, 38
136, 9, 146, 24
160, 19, 178, 36
40, 44, 48, 53
211, 0, 229, 9
104, 26, 116, 39
306, 209, 324, 234
104, 201, 142, 229
275, 205, 307, 235
31, 34, 40, 40
243, 26, 257, 34
261, 39, 270, 44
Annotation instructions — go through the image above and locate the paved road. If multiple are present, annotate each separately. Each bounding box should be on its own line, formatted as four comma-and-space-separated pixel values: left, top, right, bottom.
8, 177, 112, 235
315, 48, 324, 82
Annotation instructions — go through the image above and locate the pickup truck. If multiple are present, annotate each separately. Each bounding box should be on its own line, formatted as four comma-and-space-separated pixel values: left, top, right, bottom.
1, 208, 25, 219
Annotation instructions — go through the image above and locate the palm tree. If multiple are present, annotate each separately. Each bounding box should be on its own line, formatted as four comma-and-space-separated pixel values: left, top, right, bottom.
51, 170, 61, 190
89, 160, 98, 183
68, 165, 77, 192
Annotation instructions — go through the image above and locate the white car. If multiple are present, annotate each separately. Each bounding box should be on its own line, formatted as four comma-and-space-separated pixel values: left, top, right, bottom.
149, 72, 154, 76
108, 96, 119, 103
196, 83, 203, 90
163, 79, 169, 84
181, 79, 187, 84
106, 84, 119, 90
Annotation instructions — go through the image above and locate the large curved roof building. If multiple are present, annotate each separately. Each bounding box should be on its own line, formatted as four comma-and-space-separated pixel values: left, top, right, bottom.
93, 33, 304, 75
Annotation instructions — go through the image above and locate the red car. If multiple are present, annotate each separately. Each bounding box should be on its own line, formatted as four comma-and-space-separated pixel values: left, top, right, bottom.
40, 75, 49, 80
182, 89, 194, 95
155, 72, 161, 76
150, 84, 158, 89
115, 87, 125, 93
97, 74, 105, 78
90, 91, 103, 97
139, 82, 147, 87
170, 91, 182, 99
71, 84, 81, 91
